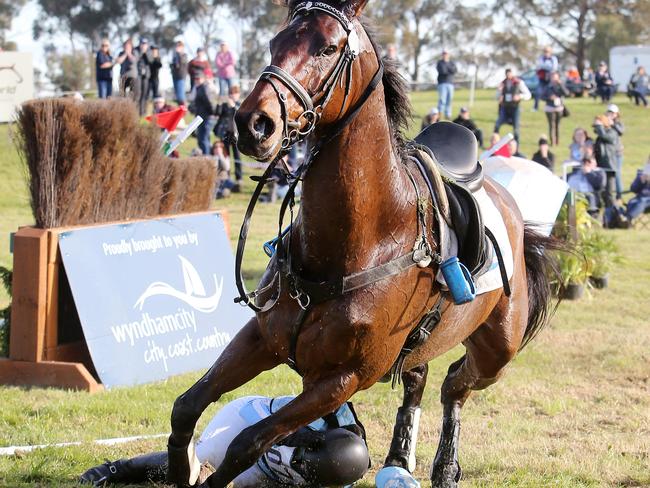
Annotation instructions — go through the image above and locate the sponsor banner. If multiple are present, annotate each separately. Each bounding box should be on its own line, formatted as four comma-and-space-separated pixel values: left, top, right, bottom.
483, 156, 568, 235
0, 52, 33, 123
59, 212, 252, 388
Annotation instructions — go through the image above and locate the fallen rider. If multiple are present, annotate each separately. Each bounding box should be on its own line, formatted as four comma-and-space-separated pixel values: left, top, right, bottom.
80, 395, 371, 487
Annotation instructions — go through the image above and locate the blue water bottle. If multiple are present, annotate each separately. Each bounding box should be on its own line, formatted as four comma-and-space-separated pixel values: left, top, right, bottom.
440, 256, 476, 305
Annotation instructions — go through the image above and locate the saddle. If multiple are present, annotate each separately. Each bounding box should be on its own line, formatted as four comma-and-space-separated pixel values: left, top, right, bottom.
413, 122, 489, 276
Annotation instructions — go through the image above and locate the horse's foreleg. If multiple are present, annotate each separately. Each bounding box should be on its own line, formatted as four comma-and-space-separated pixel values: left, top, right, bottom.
384, 364, 429, 472
167, 318, 279, 487
201, 370, 360, 488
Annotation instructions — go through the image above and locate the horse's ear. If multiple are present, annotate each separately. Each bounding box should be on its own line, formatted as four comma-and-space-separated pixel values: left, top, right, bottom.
341, 0, 370, 17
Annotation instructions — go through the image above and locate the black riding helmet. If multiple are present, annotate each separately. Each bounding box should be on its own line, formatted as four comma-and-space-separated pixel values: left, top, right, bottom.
290, 427, 370, 486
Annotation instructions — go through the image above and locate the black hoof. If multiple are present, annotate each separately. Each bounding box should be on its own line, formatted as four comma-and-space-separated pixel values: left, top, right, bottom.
430, 460, 462, 488
167, 440, 201, 487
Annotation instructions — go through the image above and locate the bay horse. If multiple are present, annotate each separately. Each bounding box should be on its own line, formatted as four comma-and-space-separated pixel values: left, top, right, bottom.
166, 1, 558, 486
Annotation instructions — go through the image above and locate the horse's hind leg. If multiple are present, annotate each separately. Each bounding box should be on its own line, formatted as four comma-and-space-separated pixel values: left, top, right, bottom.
430, 290, 527, 487
167, 317, 280, 487
384, 364, 429, 473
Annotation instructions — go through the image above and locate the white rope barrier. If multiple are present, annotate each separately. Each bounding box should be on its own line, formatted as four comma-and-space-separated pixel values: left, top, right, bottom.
0, 433, 168, 456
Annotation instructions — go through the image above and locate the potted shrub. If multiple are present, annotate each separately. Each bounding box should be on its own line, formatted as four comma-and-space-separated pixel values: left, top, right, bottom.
554, 249, 589, 300
583, 231, 621, 289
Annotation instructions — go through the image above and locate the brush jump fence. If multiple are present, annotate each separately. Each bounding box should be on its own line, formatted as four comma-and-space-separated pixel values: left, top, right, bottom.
0, 98, 224, 391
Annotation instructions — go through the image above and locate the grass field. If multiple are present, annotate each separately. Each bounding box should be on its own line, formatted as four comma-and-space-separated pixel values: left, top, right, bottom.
0, 89, 649, 487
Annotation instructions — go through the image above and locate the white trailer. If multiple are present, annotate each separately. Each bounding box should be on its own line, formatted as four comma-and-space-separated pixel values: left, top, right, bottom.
610, 45, 650, 92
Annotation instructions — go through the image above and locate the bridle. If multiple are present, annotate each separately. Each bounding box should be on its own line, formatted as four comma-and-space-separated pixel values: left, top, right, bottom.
235, 0, 386, 315
258, 1, 362, 150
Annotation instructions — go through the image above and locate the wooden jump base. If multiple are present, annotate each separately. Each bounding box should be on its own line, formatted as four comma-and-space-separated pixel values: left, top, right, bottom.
0, 210, 229, 392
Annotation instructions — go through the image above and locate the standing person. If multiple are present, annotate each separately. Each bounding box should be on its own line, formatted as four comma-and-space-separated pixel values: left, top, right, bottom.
191, 72, 217, 155
542, 71, 569, 146
215, 42, 236, 96
532, 137, 555, 172
95, 39, 114, 99
595, 61, 615, 103
188, 47, 211, 91
215, 85, 243, 189
606, 104, 625, 200
593, 114, 619, 208
534, 45, 559, 111
115, 38, 138, 97
453, 107, 483, 148
147, 46, 162, 100
171, 40, 189, 105
135, 38, 151, 116
628, 66, 649, 107
436, 49, 457, 119
493, 68, 531, 142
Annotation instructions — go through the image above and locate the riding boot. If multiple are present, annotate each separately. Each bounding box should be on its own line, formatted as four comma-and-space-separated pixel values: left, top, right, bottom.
79, 451, 167, 486
385, 406, 422, 472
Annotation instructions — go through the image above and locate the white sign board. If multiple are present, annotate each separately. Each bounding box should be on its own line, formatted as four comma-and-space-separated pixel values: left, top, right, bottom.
483, 156, 568, 235
610, 45, 650, 92
0, 52, 33, 123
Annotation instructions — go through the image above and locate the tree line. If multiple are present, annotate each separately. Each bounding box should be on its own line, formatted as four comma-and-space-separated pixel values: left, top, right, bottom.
0, 0, 648, 90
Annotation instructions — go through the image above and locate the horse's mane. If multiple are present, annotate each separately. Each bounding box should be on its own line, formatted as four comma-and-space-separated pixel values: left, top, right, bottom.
361, 18, 412, 150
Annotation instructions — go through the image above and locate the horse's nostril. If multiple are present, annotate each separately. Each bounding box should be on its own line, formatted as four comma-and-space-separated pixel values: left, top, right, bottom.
250, 112, 275, 142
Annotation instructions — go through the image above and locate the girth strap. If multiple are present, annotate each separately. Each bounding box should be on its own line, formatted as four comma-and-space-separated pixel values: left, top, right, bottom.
292, 251, 427, 308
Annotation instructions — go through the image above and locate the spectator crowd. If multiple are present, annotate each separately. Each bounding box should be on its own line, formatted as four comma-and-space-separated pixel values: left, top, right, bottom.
418, 44, 650, 229
93, 37, 649, 219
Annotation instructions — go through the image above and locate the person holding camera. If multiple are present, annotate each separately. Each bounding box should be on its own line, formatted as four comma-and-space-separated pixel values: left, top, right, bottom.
135, 38, 152, 116
542, 71, 569, 146
593, 114, 620, 210
115, 38, 138, 97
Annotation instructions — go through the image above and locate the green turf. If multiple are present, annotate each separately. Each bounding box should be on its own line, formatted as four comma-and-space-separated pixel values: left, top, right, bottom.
1, 90, 649, 487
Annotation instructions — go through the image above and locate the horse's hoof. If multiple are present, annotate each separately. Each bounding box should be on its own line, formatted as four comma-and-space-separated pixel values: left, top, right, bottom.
167, 438, 201, 487
430, 460, 461, 488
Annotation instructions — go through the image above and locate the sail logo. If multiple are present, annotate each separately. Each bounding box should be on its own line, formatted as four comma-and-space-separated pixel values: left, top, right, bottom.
135, 255, 223, 313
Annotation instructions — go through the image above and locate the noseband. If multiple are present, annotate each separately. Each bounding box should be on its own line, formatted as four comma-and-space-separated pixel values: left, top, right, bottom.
259, 1, 361, 150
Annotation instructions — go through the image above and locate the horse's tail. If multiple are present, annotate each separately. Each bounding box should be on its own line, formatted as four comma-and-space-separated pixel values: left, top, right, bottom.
520, 224, 565, 350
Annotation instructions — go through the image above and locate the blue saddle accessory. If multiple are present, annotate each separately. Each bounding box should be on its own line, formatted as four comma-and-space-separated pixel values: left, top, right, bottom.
440, 257, 476, 304
263, 225, 292, 257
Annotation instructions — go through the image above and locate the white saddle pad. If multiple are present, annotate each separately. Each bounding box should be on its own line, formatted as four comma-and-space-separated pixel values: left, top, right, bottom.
436, 186, 514, 295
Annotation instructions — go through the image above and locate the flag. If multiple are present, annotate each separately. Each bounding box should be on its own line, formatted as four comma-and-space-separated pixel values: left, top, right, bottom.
146, 106, 187, 133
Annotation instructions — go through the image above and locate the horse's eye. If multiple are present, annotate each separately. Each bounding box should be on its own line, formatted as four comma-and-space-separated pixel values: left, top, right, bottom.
321, 45, 338, 56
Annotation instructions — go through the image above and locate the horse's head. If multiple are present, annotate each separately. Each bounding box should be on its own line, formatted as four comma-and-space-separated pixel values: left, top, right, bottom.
235, 0, 372, 161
